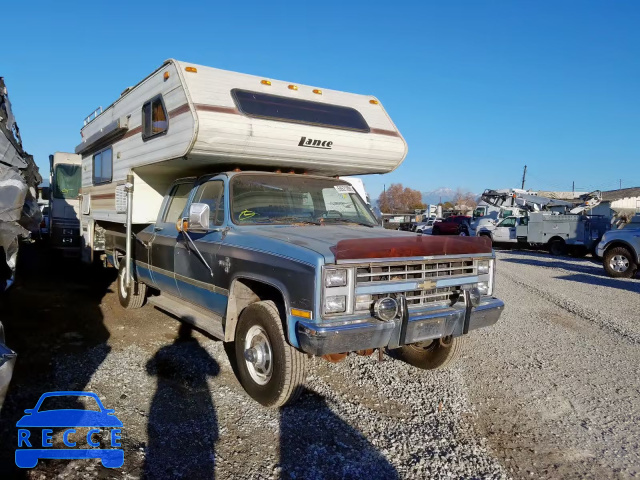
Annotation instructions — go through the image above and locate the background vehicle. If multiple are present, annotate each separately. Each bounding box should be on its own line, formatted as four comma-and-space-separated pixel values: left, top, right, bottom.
415, 217, 441, 234
38, 204, 49, 238
515, 212, 610, 256
49, 152, 81, 255
432, 216, 471, 236
596, 227, 640, 278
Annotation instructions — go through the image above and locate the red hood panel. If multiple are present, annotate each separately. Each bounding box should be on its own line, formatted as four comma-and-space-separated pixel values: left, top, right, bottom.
332, 235, 492, 261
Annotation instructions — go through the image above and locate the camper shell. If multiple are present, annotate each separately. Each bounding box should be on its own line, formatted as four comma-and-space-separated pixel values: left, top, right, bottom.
77, 59, 407, 226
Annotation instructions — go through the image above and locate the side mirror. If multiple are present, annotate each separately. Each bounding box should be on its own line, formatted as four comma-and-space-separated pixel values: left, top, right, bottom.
187, 203, 210, 232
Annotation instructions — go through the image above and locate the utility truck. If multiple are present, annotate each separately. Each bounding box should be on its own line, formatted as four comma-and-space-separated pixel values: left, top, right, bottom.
76, 60, 504, 407
48, 152, 82, 254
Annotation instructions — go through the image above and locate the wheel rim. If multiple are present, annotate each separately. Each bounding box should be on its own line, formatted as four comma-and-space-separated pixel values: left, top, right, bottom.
119, 266, 128, 298
610, 255, 630, 273
459, 231, 467, 236
244, 325, 273, 385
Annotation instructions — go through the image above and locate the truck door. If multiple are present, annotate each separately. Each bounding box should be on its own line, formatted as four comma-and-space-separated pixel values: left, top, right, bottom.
174, 177, 228, 318
149, 180, 194, 296
492, 217, 516, 242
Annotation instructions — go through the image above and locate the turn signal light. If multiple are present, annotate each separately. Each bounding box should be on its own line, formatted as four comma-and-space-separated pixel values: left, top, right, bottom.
288, 84, 298, 90
261, 79, 272, 85
163, 72, 170, 80
312, 89, 322, 95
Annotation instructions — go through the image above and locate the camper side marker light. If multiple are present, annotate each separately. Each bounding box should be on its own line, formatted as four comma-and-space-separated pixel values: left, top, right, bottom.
261, 80, 272, 86
312, 89, 322, 95
185, 67, 198, 73
163, 72, 170, 80
369, 99, 379, 105
288, 84, 298, 90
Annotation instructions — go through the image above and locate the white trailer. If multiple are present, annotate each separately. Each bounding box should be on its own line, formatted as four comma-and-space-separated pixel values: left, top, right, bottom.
76, 59, 407, 263
49, 152, 82, 254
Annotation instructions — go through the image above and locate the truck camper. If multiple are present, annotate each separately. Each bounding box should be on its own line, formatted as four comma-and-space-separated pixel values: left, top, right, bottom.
77, 60, 504, 407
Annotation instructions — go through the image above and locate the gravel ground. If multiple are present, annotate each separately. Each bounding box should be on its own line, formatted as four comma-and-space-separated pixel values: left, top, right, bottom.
0, 244, 638, 479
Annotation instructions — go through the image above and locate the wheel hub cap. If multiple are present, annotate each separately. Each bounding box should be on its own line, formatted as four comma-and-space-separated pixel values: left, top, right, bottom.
244, 325, 273, 385
610, 255, 630, 272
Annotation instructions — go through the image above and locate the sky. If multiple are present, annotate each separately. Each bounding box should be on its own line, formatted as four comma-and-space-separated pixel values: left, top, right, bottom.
2, 0, 639, 201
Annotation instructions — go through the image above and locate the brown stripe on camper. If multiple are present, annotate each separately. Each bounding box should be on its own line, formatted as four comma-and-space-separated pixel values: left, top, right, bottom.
194, 104, 240, 115
370, 128, 401, 137
168, 104, 191, 118
122, 126, 143, 140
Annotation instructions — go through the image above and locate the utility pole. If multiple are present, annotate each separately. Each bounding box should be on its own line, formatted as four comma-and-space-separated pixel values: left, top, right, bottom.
620, 179, 622, 189
521, 165, 527, 190
572, 181, 575, 194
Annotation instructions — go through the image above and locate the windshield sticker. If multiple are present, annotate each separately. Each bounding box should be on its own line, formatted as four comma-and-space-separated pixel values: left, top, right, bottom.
239, 210, 258, 221
334, 185, 355, 194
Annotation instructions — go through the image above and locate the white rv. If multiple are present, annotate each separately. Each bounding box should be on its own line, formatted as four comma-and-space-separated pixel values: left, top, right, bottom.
77, 59, 407, 262
49, 152, 82, 253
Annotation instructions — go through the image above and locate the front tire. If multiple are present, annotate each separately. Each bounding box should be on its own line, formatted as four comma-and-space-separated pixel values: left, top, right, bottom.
549, 239, 567, 256
396, 336, 466, 370
603, 247, 637, 278
117, 261, 146, 309
234, 301, 306, 408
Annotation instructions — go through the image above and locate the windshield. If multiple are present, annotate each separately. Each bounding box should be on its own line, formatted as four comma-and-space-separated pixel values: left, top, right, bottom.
53, 164, 81, 199
230, 174, 378, 226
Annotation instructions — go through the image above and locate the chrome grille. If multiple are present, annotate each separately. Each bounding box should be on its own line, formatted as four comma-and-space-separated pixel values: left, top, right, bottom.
358, 259, 477, 307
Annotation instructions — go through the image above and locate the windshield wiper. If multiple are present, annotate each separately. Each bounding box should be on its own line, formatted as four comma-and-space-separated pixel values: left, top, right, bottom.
270, 217, 323, 225
322, 218, 375, 228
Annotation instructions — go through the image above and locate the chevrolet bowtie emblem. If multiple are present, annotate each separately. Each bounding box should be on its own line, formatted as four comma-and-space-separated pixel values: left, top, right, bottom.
417, 279, 437, 290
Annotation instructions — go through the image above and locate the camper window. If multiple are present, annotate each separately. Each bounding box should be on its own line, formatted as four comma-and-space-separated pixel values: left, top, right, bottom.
231, 89, 370, 133
142, 95, 168, 140
193, 180, 225, 226
92, 147, 112, 184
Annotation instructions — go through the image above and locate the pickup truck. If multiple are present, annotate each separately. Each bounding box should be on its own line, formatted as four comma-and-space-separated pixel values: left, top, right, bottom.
596, 225, 640, 278
432, 216, 471, 236
107, 172, 504, 407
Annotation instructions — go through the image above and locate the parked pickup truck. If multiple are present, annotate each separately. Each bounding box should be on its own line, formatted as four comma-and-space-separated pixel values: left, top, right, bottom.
596, 226, 640, 278
106, 172, 504, 407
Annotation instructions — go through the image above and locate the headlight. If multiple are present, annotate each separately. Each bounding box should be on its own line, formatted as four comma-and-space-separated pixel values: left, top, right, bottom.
478, 261, 490, 274
355, 294, 372, 311
374, 297, 398, 321
325, 269, 347, 287
324, 295, 346, 313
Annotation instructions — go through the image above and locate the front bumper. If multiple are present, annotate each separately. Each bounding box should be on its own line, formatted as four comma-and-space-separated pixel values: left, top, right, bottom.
297, 296, 504, 356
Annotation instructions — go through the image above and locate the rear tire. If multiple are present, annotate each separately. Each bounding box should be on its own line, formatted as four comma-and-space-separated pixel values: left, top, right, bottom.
117, 261, 146, 309
396, 336, 466, 370
603, 247, 637, 278
234, 300, 306, 408
549, 239, 567, 256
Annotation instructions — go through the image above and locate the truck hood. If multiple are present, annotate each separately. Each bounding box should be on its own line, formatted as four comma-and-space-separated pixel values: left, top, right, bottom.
247, 225, 492, 263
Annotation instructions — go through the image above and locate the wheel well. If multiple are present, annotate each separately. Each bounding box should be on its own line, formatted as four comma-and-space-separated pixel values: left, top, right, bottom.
225, 278, 286, 342
604, 241, 636, 259
548, 236, 565, 244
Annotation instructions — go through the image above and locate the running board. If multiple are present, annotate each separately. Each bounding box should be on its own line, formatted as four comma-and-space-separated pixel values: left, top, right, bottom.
147, 294, 224, 340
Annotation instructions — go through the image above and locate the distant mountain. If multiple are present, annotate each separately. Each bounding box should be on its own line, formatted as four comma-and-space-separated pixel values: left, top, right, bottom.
422, 188, 456, 205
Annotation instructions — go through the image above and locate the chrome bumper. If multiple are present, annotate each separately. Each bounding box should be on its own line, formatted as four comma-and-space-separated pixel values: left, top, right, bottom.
296, 297, 504, 356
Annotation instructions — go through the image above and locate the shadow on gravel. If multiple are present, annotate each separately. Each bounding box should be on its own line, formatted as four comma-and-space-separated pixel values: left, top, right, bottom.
556, 273, 640, 292
0, 242, 114, 478
279, 389, 399, 480
501, 252, 604, 275
143, 323, 220, 479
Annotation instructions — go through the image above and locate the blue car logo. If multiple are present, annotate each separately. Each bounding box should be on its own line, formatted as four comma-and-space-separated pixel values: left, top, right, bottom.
16, 391, 124, 468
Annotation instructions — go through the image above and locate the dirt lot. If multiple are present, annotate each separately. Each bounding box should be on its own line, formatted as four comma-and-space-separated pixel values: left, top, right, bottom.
0, 244, 638, 479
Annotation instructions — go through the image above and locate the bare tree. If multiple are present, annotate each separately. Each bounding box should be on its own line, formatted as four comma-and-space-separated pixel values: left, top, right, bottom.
377, 184, 425, 213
